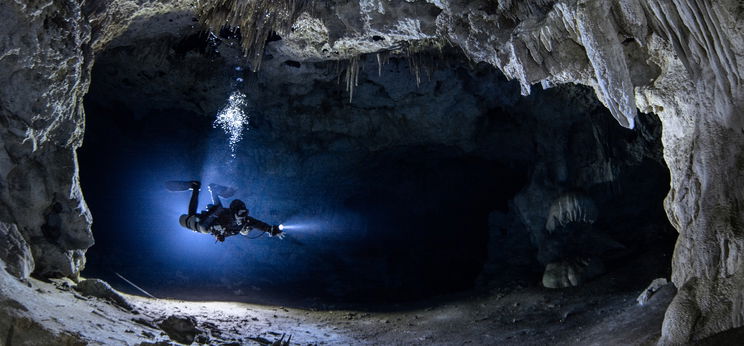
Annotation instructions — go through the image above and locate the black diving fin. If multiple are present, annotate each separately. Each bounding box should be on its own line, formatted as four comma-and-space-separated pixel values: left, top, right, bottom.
208, 183, 237, 198
165, 180, 199, 191
165, 181, 237, 198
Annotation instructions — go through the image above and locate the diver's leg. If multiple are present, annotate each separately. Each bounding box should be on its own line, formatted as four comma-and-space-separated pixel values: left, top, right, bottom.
208, 183, 237, 198
188, 181, 201, 215
208, 184, 223, 207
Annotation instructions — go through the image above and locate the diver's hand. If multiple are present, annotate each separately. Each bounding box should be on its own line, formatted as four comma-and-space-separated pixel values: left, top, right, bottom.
268, 225, 285, 239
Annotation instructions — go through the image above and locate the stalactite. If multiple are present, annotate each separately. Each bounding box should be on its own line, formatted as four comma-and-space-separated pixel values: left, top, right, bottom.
376, 52, 391, 77
197, 0, 310, 71
345, 55, 360, 103
545, 193, 599, 233
407, 51, 422, 86
338, 43, 446, 102
403, 40, 447, 87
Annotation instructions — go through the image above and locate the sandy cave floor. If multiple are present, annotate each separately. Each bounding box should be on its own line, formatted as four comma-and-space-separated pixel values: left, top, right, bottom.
0, 254, 677, 346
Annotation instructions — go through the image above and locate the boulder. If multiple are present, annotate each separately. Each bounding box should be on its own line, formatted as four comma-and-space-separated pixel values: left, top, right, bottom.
75, 278, 134, 311
542, 257, 604, 289
637, 277, 671, 306
158, 315, 203, 345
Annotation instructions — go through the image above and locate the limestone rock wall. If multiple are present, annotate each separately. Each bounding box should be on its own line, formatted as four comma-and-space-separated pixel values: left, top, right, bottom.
0, 0, 93, 279
0, 222, 34, 279
616, 2, 743, 343
479, 1, 743, 342
0, 0, 196, 280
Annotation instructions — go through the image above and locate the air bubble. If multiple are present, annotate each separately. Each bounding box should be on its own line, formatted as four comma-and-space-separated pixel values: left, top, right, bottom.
213, 91, 250, 156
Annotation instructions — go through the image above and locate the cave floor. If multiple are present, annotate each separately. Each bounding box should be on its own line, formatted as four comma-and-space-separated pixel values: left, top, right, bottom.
129, 282, 673, 346
0, 260, 675, 346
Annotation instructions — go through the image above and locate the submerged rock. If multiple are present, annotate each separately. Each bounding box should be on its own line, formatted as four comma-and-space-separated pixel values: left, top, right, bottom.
637, 277, 672, 306
542, 257, 604, 289
158, 315, 203, 345
75, 278, 134, 311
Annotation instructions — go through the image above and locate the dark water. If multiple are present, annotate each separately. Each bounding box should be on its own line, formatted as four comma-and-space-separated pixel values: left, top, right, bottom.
78, 98, 526, 308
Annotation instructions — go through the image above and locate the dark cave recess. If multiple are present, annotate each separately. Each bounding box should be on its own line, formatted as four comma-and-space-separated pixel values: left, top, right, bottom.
78, 34, 675, 308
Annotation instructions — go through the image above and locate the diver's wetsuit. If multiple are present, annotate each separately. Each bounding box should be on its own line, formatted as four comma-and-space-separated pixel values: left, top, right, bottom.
178, 183, 277, 241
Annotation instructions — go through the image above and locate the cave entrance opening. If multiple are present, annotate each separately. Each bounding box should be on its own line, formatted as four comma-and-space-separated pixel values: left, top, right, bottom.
77, 28, 676, 309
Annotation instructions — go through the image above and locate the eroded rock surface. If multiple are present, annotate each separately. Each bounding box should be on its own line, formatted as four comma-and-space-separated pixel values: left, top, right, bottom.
0, 0, 93, 280
75, 278, 135, 311
0, 249, 681, 345
542, 257, 605, 289
638, 278, 672, 306
157, 315, 203, 345
0, 221, 34, 279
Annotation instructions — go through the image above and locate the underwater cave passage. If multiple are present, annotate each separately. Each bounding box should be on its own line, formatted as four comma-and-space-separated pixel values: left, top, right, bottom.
77, 30, 677, 310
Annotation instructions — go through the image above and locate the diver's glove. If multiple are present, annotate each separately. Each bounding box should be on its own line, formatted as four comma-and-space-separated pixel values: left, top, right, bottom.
269, 225, 285, 240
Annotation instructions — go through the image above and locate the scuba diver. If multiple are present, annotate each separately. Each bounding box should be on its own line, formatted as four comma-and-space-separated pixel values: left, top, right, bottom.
167, 180, 284, 242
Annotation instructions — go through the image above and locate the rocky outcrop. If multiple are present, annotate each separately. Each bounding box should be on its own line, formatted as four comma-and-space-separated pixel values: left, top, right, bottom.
542, 257, 604, 289
2, 0, 743, 344
638, 278, 672, 306
0, 315, 87, 346
157, 315, 205, 345
630, 3, 744, 343
75, 278, 134, 311
545, 193, 599, 233
0, 222, 34, 279
426, 1, 743, 340
0, 0, 93, 279
539, 193, 622, 289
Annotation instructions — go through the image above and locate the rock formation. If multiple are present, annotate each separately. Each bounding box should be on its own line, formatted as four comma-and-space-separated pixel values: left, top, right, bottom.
75, 278, 135, 311
1, 0, 742, 343
0, 222, 34, 279
1, 0, 93, 280
157, 315, 205, 345
539, 193, 619, 289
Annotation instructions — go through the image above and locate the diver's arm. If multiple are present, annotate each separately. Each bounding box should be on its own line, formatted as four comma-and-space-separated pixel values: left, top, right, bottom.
245, 216, 282, 236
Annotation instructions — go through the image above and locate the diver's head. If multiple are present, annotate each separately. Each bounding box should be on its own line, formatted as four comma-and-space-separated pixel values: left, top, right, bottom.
230, 199, 248, 213
230, 199, 249, 225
